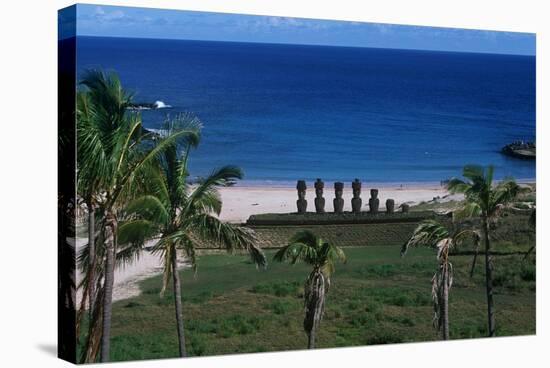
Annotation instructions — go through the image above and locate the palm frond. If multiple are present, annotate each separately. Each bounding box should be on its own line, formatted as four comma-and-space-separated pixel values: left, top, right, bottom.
462, 165, 485, 182
275, 230, 345, 278
114, 115, 143, 175
116, 239, 146, 269
125, 195, 170, 226
182, 214, 267, 268
176, 235, 198, 276
319, 242, 347, 277
113, 126, 201, 206
159, 113, 202, 148
452, 201, 482, 221
184, 187, 222, 217
288, 230, 320, 250
117, 219, 159, 248
453, 228, 480, 246
402, 220, 449, 255
80, 69, 133, 116
273, 242, 318, 265
446, 178, 470, 194
183, 166, 243, 217
490, 178, 522, 213
320, 242, 347, 263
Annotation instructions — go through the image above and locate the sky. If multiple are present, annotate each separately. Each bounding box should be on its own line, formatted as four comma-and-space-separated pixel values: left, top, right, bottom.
59, 4, 536, 56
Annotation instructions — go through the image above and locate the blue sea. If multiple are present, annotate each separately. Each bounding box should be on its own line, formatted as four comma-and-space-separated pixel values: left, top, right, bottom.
76, 36, 536, 185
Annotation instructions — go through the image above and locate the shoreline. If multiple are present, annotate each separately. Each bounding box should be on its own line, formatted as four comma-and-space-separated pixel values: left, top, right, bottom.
218, 183, 465, 223
218, 179, 534, 223
225, 178, 536, 189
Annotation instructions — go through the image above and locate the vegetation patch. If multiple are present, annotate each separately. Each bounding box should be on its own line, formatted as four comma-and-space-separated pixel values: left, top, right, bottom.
267, 300, 295, 315
250, 280, 301, 297
87, 245, 535, 361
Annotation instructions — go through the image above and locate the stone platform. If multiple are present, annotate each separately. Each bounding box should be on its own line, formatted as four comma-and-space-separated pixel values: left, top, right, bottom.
245, 211, 441, 248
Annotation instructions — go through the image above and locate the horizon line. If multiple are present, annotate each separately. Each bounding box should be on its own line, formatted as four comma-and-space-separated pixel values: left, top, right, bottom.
66, 34, 536, 57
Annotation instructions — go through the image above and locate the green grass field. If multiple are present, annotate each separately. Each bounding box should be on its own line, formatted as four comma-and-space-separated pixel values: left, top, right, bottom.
99, 244, 535, 362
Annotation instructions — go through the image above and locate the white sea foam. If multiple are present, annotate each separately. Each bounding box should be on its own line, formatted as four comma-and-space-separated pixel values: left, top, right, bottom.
154, 100, 172, 109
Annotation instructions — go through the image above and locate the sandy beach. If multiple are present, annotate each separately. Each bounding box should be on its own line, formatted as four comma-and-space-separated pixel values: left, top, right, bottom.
75, 238, 190, 305
219, 183, 458, 223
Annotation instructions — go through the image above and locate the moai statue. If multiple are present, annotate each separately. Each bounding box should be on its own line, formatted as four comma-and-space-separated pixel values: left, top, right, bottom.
386, 198, 395, 214
351, 179, 362, 214
314, 178, 325, 214
333, 182, 344, 214
296, 180, 307, 214
401, 203, 410, 213
369, 189, 380, 214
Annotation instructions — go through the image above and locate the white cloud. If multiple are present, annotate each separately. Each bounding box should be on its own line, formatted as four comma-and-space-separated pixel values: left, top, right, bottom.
93, 6, 126, 23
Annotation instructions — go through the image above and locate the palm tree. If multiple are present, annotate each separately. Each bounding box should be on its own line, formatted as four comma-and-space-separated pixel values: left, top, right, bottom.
402, 220, 479, 340
118, 118, 266, 357
273, 231, 346, 349
447, 165, 522, 337
76, 70, 200, 362
76, 91, 99, 321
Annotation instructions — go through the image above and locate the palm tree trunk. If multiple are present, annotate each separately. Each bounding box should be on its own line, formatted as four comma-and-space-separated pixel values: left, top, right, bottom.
441, 266, 450, 340
171, 249, 187, 357
482, 217, 496, 337
100, 213, 117, 362
307, 330, 316, 349
304, 271, 325, 349
469, 251, 478, 278
88, 200, 95, 318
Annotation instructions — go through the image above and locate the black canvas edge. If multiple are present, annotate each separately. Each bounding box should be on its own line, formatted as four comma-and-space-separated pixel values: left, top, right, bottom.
58, 4, 77, 364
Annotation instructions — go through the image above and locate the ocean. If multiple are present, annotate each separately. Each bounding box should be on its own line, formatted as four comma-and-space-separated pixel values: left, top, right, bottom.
76, 36, 536, 185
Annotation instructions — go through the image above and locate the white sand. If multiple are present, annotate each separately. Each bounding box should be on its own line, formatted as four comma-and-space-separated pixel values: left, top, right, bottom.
219, 183, 460, 223
75, 238, 190, 305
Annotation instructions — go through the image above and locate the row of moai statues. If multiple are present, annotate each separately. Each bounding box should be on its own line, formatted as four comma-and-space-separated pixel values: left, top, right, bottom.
296, 179, 409, 214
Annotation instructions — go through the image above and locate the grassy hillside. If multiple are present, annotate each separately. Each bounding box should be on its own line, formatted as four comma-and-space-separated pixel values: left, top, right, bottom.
93, 244, 535, 362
